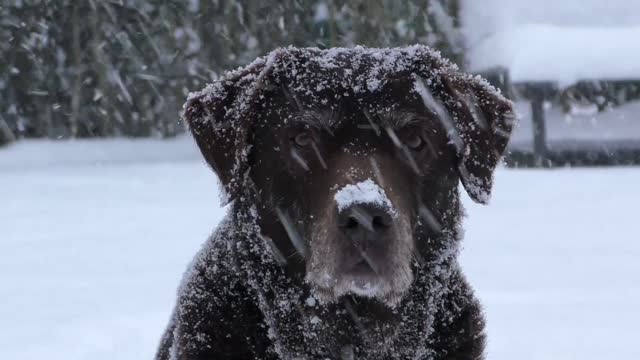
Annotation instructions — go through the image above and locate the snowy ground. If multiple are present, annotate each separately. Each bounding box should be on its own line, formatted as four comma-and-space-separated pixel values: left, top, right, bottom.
1, 138, 639, 360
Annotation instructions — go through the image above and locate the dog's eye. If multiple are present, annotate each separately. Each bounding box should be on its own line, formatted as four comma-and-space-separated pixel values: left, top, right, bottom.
293, 131, 313, 147
404, 134, 424, 150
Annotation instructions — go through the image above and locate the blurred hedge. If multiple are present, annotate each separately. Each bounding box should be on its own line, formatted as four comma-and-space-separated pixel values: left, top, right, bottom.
0, 0, 461, 144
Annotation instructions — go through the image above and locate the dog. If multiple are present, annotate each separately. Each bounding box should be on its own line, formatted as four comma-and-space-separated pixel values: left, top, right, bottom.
156, 45, 513, 359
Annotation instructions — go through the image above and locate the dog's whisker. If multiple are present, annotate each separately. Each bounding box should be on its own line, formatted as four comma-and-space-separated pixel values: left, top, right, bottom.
290, 148, 310, 171
418, 203, 442, 233
275, 207, 307, 258
311, 140, 328, 170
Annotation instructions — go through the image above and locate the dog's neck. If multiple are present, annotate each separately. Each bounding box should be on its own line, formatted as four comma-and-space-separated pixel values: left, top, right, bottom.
254, 204, 308, 279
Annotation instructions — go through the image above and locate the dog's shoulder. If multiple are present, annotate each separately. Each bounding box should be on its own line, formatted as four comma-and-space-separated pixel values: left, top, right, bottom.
157, 215, 273, 359
430, 268, 486, 360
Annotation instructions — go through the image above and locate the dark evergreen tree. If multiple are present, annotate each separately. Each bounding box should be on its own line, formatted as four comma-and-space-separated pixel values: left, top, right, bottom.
0, 0, 463, 144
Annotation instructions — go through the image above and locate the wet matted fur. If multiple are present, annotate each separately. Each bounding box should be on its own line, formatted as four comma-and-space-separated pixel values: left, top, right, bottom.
156, 45, 514, 360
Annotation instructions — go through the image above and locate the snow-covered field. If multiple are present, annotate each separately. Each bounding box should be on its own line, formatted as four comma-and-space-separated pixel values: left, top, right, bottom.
1, 138, 638, 360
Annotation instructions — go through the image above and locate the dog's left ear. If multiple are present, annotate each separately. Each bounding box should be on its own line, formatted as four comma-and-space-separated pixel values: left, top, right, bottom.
182, 62, 267, 204
441, 75, 514, 204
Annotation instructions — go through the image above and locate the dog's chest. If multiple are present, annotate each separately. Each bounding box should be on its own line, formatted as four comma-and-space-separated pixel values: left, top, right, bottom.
245, 272, 441, 359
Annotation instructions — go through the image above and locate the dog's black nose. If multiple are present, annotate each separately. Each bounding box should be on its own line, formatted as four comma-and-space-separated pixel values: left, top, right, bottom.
338, 204, 392, 243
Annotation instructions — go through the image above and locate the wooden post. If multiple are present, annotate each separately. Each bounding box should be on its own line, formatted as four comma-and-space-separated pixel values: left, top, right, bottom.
531, 94, 548, 166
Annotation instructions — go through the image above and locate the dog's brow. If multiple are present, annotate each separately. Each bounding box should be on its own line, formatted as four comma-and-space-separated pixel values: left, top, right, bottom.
291, 109, 426, 131
291, 110, 335, 132
378, 111, 426, 129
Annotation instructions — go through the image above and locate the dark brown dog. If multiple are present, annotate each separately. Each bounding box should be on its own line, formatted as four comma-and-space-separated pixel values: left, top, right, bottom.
157, 46, 513, 359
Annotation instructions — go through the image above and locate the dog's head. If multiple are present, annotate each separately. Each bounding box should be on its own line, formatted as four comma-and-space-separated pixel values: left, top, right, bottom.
184, 46, 513, 306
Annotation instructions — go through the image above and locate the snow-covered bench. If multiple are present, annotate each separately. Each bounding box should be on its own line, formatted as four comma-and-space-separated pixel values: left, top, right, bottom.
463, 1, 640, 166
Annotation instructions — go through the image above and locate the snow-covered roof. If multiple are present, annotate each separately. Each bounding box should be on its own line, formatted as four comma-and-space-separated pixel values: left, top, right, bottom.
462, 0, 640, 86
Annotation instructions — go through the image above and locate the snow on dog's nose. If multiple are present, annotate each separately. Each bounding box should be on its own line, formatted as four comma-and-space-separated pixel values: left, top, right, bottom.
334, 179, 397, 246
334, 179, 397, 217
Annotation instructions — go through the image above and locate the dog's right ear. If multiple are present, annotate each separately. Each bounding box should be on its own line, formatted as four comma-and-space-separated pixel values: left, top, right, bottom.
182, 68, 261, 204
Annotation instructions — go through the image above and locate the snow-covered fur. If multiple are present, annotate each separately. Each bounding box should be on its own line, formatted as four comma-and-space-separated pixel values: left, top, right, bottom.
157, 46, 514, 359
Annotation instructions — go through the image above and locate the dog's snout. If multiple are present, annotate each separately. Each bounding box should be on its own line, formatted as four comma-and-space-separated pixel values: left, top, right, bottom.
338, 204, 392, 241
